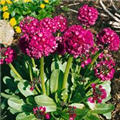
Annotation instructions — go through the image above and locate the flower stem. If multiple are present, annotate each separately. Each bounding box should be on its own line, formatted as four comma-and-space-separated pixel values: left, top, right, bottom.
40, 57, 46, 95
8, 63, 22, 80
31, 58, 36, 68
83, 50, 102, 77
62, 55, 73, 90
85, 78, 100, 90
29, 63, 41, 93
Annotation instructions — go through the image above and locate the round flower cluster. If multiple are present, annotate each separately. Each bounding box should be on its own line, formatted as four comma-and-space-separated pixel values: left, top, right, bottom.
19, 16, 57, 59
39, 18, 56, 33
88, 84, 107, 103
53, 15, 67, 32
97, 28, 120, 51
78, 4, 98, 27
39, 15, 67, 33
20, 16, 39, 34
68, 106, 77, 120
94, 59, 115, 81
33, 106, 50, 119
0, 47, 16, 64
63, 25, 94, 58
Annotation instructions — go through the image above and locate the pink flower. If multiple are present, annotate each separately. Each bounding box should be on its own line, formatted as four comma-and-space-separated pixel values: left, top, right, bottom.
68, 106, 77, 120
39, 18, 56, 33
20, 16, 39, 34
0, 47, 16, 64
94, 59, 115, 81
97, 28, 120, 51
53, 15, 67, 32
30, 86, 34, 91
63, 25, 94, 58
81, 57, 92, 68
88, 84, 107, 103
19, 27, 57, 59
45, 113, 50, 119
33, 107, 38, 115
39, 106, 46, 115
78, 4, 98, 26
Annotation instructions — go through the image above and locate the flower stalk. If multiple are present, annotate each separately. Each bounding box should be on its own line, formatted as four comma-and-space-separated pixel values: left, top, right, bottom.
83, 50, 102, 77
31, 58, 36, 68
8, 63, 22, 80
40, 57, 46, 95
62, 55, 73, 90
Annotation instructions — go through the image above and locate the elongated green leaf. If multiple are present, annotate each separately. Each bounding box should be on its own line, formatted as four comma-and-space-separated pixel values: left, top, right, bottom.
69, 103, 84, 109
3, 76, 17, 92
8, 98, 25, 112
18, 80, 38, 97
84, 113, 100, 120
92, 103, 115, 114
103, 112, 112, 119
16, 112, 36, 120
1, 92, 19, 99
35, 95, 56, 112
50, 69, 63, 93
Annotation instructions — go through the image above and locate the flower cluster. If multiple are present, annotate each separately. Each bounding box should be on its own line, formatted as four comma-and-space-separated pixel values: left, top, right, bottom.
33, 106, 50, 119
0, 47, 16, 64
68, 106, 77, 120
39, 15, 67, 33
19, 16, 57, 59
63, 25, 94, 58
94, 59, 115, 81
97, 28, 120, 51
88, 84, 107, 103
78, 4, 98, 27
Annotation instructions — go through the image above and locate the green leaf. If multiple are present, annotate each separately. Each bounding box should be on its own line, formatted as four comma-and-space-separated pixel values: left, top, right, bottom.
35, 95, 56, 112
16, 112, 36, 120
75, 108, 89, 120
50, 69, 63, 93
69, 103, 84, 109
61, 113, 69, 120
84, 113, 100, 120
101, 81, 111, 102
92, 103, 115, 114
8, 107, 21, 114
103, 112, 112, 119
8, 98, 25, 112
1, 92, 19, 99
3, 76, 17, 92
18, 80, 38, 97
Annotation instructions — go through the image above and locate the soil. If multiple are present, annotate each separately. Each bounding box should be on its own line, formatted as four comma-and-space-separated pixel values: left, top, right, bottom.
54, 0, 120, 120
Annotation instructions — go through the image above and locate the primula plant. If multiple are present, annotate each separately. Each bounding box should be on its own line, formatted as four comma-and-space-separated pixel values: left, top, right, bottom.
1, 2, 120, 120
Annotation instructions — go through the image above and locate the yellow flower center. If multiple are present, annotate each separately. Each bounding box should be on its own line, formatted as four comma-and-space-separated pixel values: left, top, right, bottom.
0, 0, 5, 5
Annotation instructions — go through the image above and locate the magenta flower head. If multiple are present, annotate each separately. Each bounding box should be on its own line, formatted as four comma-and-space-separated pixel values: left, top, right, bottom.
20, 16, 39, 34
33, 106, 50, 119
53, 15, 67, 32
68, 106, 77, 120
0, 47, 16, 64
97, 28, 120, 51
78, 4, 98, 27
88, 84, 107, 103
94, 59, 115, 81
45, 113, 50, 120
19, 28, 57, 59
39, 18, 56, 33
63, 25, 94, 58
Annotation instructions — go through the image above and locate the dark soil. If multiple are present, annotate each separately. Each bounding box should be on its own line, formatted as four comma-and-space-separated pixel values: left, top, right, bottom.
55, 0, 120, 119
